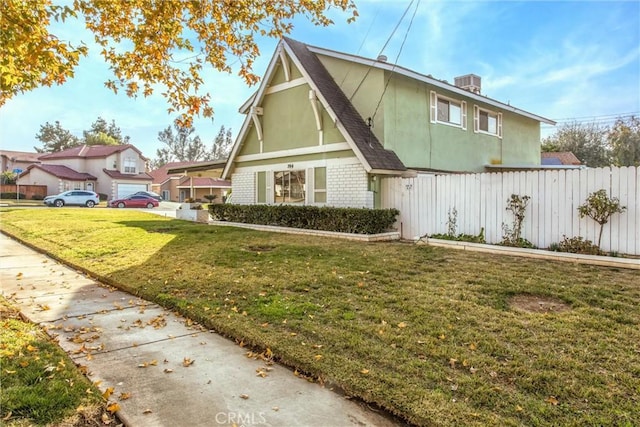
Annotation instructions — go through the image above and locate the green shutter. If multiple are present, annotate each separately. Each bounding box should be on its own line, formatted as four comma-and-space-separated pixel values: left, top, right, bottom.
314, 167, 326, 203
257, 171, 266, 203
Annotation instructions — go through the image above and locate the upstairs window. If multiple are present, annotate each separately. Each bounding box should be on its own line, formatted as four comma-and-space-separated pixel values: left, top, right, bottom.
431, 91, 467, 129
124, 158, 137, 173
474, 105, 502, 138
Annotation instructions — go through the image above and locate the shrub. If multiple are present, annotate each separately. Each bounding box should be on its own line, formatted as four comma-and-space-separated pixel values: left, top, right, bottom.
209, 204, 399, 235
31, 194, 44, 200
98, 193, 109, 201
430, 228, 486, 244
549, 235, 603, 255
0, 192, 26, 199
501, 194, 534, 248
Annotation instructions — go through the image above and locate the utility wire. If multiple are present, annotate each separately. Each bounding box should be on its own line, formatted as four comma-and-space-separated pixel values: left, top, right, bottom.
345, 0, 415, 103
371, 0, 421, 122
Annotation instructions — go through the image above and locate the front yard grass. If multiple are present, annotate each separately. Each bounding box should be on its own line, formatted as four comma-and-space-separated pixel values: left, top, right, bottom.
1, 208, 638, 426
0, 297, 117, 426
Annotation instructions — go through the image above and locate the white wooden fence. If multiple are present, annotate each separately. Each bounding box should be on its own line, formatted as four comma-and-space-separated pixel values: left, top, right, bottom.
381, 166, 640, 255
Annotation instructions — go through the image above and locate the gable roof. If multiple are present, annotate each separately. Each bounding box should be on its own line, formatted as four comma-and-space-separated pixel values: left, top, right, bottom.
0, 150, 42, 163
284, 38, 406, 173
541, 151, 581, 165
166, 159, 227, 175
223, 37, 407, 178
148, 161, 203, 184
38, 144, 147, 161
21, 164, 97, 181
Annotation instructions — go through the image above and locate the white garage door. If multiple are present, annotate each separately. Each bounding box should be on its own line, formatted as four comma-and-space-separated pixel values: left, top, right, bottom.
117, 184, 147, 199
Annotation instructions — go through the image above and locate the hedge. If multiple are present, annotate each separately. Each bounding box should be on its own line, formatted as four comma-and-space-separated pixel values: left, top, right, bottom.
209, 204, 399, 235
0, 192, 26, 199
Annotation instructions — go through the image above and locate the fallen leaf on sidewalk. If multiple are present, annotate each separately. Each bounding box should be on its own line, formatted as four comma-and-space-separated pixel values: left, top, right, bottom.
182, 357, 195, 367
239, 394, 249, 399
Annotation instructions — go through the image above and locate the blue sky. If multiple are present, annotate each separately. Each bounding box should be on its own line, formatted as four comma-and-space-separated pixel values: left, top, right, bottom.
1, 0, 638, 160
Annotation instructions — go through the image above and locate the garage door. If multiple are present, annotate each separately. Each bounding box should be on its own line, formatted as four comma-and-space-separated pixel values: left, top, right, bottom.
117, 184, 147, 199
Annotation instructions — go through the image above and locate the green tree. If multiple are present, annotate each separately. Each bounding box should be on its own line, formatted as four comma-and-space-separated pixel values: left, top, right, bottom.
578, 189, 626, 248
1, 0, 356, 126
541, 121, 610, 167
83, 117, 129, 145
34, 120, 81, 153
211, 125, 233, 160
153, 122, 209, 168
1, 171, 18, 184
608, 116, 640, 167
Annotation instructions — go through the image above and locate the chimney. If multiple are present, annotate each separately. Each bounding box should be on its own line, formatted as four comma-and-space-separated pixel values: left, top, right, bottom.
454, 74, 481, 94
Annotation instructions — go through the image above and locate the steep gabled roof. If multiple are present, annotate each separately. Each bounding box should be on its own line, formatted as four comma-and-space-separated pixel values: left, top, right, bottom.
283, 38, 406, 172
224, 37, 407, 178
21, 164, 97, 180
39, 144, 147, 161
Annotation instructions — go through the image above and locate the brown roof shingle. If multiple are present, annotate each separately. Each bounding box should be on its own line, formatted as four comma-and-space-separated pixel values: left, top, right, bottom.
39, 144, 146, 160
283, 38, 406, 172
23, 164, 97, 180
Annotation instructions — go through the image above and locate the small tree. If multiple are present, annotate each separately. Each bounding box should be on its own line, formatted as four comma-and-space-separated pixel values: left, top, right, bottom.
578, 189, 626, 247
1, 171, 17, 184
501, 194, 532, 247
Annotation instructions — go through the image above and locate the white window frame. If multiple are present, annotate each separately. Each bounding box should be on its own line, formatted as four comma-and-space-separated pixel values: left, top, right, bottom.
273, 170, 306, 204
473, 105, 502, 138
124, 157, 137, 174
430, 90, 467, 130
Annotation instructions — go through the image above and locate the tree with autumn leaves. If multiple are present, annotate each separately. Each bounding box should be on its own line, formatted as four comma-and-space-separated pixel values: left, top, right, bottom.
1, 0, 357, 126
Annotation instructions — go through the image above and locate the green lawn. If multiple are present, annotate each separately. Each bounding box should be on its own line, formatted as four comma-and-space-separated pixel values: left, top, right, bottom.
0, 298, 116, 426
1, 208, 638, 426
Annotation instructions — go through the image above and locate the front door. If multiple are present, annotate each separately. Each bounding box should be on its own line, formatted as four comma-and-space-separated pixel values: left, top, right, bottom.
86, 182, 94, 192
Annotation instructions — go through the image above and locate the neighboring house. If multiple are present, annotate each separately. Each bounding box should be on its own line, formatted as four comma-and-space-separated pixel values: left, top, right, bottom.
150, 160, 231, 202
541, 151, 582, 166
222, 37, 556, 209
18, 144, 152, 199
0, 150, 41, 174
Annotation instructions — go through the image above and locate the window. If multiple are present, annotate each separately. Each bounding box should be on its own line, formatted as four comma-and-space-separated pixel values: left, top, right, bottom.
431, 91, 467, 129
162, 190, 170, 201
124, 158, 137, 173
274, 170, 305, 203
473, 105, 502, 138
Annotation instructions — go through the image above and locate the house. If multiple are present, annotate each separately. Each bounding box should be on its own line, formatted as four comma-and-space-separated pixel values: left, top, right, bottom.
541, 151, 582, 166
18, 144, 152, 199
222, 37, 556, 209
150, 160, 231, 202
0, 150, 41, 174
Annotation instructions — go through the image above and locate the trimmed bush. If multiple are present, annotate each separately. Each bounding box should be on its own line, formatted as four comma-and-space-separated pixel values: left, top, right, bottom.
209, 204, 399, 235
31, 194, 45, 200
98, 193, 109, 201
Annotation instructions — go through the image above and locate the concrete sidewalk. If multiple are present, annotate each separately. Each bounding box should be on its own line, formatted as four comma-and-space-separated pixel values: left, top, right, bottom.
0, 233, 399, 427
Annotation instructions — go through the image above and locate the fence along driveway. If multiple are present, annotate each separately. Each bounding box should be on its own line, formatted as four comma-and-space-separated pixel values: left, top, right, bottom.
381, 166, 639, 256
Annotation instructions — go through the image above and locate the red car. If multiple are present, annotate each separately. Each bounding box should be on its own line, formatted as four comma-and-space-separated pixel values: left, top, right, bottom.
109, 195, 159, 209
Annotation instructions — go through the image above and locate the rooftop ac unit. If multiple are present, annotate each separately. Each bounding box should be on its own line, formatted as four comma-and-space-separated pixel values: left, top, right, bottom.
454, 74, 481, 94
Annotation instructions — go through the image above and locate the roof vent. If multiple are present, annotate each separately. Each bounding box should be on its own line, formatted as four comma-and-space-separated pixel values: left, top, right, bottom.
454, 74, 481, 94
377, 55, 387, 62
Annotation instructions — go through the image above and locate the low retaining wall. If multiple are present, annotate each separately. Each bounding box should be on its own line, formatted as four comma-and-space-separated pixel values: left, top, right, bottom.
420, 238, 640, 270
210, 221, 400, 242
